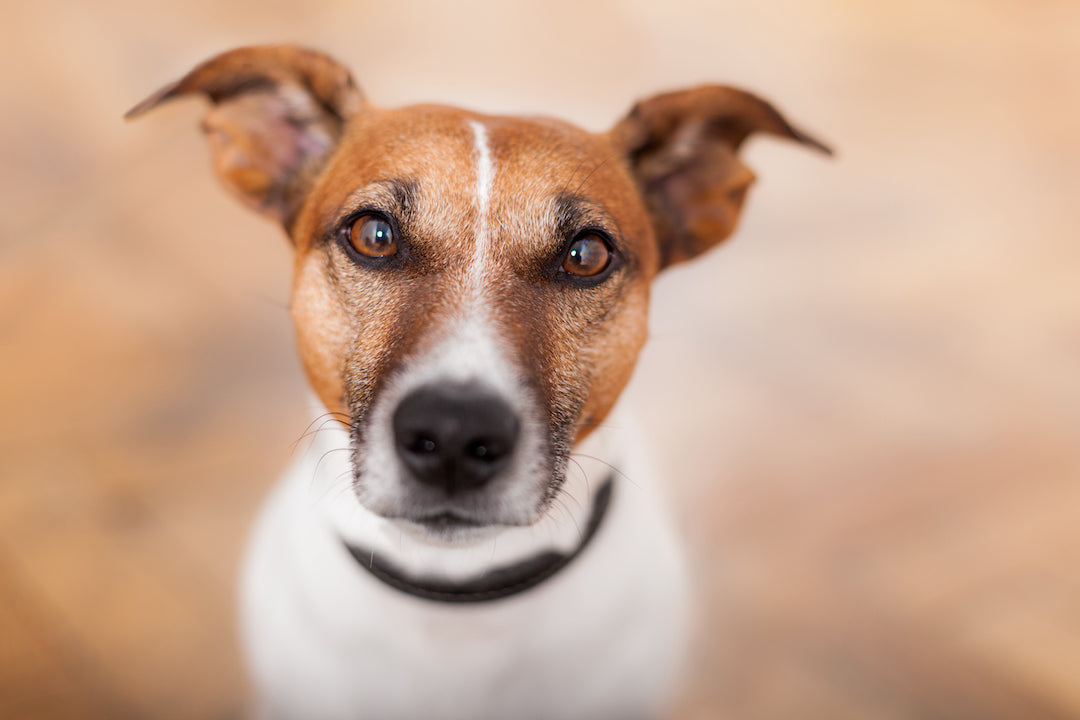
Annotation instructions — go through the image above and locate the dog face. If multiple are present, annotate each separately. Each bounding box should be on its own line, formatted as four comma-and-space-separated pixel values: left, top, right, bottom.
291, 108, 660, 529
129, 45, 827, 537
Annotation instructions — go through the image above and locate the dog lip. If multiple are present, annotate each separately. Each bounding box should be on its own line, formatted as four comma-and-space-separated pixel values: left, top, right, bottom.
410, 511, 486, 529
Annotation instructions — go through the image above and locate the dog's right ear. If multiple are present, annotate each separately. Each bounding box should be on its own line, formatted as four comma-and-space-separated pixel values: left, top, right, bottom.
126, 45, 363, 232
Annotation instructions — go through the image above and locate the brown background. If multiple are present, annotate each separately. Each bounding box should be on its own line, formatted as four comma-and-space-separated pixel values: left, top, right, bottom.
2, 1, 1079, 718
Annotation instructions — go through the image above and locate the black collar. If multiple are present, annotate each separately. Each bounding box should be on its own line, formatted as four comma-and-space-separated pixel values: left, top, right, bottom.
343, 477, 615, 604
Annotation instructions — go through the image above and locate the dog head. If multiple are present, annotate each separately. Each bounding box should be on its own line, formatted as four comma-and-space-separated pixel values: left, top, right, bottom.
129, 45, 828, 539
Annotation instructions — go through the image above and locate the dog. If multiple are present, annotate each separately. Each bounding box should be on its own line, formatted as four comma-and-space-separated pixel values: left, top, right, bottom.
128, 45, 828, 720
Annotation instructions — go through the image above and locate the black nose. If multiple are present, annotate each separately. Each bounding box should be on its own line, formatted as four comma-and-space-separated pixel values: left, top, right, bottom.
392, 383, 520, 494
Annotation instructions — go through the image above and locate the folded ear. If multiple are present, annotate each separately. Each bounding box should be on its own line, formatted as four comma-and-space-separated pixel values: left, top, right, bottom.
126, 45, 363, 230
609, 86, 831, 268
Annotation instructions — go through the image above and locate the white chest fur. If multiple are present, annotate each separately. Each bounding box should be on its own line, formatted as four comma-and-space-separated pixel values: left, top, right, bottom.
239, 406, 689, 720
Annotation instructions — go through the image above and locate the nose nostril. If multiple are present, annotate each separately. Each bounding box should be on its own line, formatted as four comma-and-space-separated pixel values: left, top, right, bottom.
407, 434, 438, 455
467, 441, 493, 461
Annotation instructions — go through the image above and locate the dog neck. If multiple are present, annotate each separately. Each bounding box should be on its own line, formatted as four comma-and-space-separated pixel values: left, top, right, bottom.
305, 401, 622, 584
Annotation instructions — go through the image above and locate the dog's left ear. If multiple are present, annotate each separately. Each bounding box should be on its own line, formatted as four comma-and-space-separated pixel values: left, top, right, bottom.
126, 45, 364, 231
610, 86, 831, 268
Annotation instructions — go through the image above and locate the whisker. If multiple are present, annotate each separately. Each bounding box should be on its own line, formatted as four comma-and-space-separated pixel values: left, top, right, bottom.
569, 452, 640, 490
314, 468, 356, 504
571, 153, 616, 197
559, 483, 585, 512
550, 495, 584, 543
559, 155, 591, 197
331, 471, 357, 498
290, 412, 351, 452
565, 455, 591, 497
310, 447, 353, 486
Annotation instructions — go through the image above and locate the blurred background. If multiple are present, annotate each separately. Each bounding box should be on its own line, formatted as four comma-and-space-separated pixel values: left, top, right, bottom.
2, 0, 1079, 718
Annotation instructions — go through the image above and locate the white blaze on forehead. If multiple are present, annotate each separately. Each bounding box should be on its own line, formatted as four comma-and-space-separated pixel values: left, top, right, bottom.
468, 119, 494, 291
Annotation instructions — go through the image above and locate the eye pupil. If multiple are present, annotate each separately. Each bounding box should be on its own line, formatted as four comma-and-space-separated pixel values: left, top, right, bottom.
349, 216, 397, 258
562, 234, 611, 277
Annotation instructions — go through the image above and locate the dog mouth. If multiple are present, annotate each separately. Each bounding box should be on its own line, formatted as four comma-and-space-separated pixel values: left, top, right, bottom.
410, 511, 487, 530
391, 508, 513, 545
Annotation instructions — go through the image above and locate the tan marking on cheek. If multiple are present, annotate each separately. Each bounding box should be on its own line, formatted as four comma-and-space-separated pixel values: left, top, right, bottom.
340, 274, 438, 414
292, 253, 350, 417
573, 289, 650, 444
528, 283, 650, 447
494, 275, 650, 450
294, 247, 428, 423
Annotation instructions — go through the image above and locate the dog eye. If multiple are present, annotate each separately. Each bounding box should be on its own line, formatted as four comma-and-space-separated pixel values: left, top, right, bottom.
348, 215, 397, 258
562, 234, 611, 277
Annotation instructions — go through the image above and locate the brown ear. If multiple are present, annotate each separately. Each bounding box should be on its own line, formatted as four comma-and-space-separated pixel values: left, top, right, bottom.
126, 45, 364, 230
610, 86, 831, 268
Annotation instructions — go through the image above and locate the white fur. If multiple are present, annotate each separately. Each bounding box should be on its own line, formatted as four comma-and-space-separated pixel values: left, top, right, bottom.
240, 399, 689, 720
468, 119, 494, 292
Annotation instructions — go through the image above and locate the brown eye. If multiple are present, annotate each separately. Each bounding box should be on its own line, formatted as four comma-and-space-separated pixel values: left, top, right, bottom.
562, 234, 612, 277
349, 215, 396, 258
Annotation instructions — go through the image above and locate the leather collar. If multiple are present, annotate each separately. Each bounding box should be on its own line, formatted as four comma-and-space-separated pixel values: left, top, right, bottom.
343, 477, 615, 603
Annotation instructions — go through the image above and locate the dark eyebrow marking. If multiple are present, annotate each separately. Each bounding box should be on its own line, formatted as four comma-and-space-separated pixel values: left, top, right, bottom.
320, 178, 420, 238
553, 193, 620, 241
390, 178, 419, 218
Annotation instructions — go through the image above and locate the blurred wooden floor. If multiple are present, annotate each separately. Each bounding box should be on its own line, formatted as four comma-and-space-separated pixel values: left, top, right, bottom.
2, 1, 1079, 718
